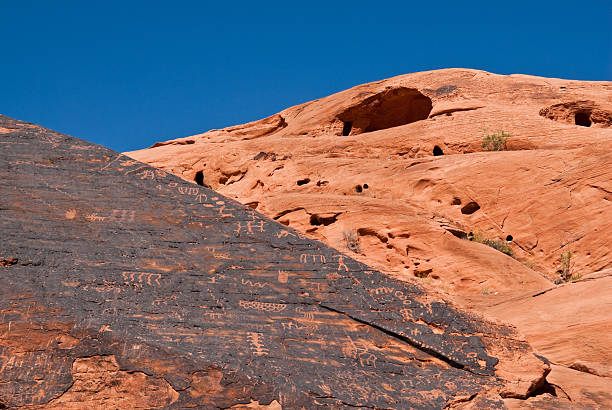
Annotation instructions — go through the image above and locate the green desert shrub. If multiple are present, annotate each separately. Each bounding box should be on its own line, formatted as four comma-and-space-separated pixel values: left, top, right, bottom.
558, 250, 580, 282
469, 232, 514, 257
481, 130, 510, 151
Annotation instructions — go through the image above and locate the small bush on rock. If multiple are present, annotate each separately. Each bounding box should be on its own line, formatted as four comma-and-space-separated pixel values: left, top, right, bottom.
557, 250, 580, 283
481, 130, 510, 151
343, 229, 360, 253
468, 232, 514, 257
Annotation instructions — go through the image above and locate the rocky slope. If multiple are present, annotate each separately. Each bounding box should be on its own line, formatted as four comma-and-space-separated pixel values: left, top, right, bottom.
127, 68, 612, 407
0, 115, 562, 408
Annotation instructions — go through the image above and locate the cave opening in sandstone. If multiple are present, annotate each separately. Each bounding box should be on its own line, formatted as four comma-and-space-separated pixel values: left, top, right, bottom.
310, 214, 338, 226
194, 171, 205, 186
461, 201, 480, 215
433, 146, 444, 156
297, 178, 311, 186
342, 121, 353, 136
337, 87, 433, 135
363, 183, 369, 189
574, 112, 592, 127
355, 185, 363, 193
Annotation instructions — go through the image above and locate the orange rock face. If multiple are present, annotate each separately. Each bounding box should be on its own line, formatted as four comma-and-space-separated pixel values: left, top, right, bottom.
127, 68, 612, 407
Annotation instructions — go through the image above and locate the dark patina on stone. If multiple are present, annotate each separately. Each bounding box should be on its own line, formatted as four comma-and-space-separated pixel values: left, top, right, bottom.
0, 115, 543, 408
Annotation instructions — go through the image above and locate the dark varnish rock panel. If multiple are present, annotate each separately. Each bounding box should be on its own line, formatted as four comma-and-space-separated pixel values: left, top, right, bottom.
0, 115, 547, 408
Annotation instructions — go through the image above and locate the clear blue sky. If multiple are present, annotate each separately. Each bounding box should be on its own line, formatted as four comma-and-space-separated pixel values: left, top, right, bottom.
2, 1, 611, 152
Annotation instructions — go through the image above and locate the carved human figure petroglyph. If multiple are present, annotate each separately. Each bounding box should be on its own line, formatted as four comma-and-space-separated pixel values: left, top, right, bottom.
334, 255, 348, 272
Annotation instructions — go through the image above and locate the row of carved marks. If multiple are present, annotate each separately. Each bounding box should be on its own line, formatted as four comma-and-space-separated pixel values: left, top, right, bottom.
343, 279, 499, 375
98, 152, 501, 381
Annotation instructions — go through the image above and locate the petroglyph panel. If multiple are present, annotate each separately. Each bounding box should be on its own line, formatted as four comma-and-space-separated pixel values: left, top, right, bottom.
0, 114, 545, 408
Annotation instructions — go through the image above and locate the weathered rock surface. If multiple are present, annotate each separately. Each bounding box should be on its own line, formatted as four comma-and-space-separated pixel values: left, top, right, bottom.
1, 115, 556, 408
127, 68, 612, 407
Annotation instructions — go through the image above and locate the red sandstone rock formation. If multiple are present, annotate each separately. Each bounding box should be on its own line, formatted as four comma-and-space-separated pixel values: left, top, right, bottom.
1, 115, 561, 408
128, 68, 612, 407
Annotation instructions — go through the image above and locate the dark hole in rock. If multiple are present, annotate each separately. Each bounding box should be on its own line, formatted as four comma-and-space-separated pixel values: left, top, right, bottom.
433, 146, 444, 156
363, 183, 369, 189
461, 202, 480, 215
575, 112, 591, 127
297, 178, 311, 186
446, 229, 467, 239
414, 267, 432, 278
342, 121, 353, 136
451, 197, 462, 206
337, 87, 433, 135
194, 171, 205, 186
539, 102, 611, 128
355, 185, 363, 193
310, 214, 338, 226
506, 235, 513, 242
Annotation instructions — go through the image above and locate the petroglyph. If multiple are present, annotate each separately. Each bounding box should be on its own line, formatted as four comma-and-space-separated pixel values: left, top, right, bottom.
85, 213, 105, 222
334, 255, 348, 272
370, 287, 395, 295
247, 332, 269, 356
358, 352, 377, 368
276, 230, 296, 239
203, 312, 224, 320
178, 186, 200, 196
295, 306, 316, 321
239, 300, 287, 313
138, 169, 156, 180
0, 115, 554, 408
119, 159, 139, 167
281, 321, 309, 331
122, 271, 162, 287
241, 278, 268, 289
208, 289, 223, 307
341, 336, 377, 368
326, 272, 341, 281
218, 205, 233, 217
195, 192, 208, 203
299, 254, 326, 264
277, 270, 288, 284
235, 220, 265, 235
